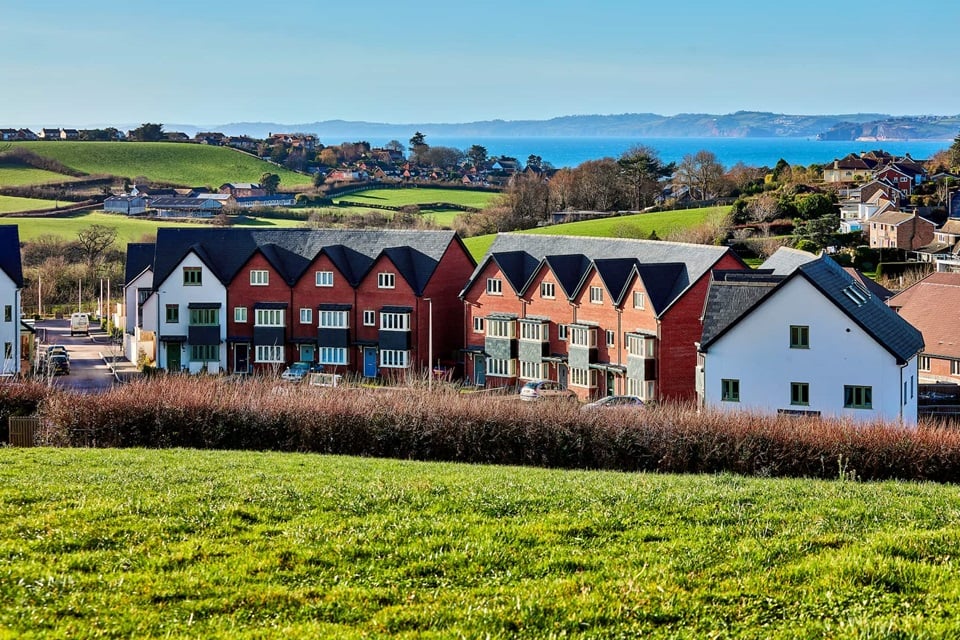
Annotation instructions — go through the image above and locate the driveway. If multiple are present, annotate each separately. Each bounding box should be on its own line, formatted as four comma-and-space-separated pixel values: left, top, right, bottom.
34, 319, 129, 393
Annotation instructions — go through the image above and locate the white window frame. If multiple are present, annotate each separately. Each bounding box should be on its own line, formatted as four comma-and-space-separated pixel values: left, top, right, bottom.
486, 357, 516, 378
606, 330, 615, 347
254, 309, 284, 327
319, 310, 348, 329
380, 312, 410, 331
378, 272, 396, 289
315, 270, 334, 287
473, 316, 485, 334
486, 278, 503, 295
363, 310, 376, 326
250, 269, 269, 286
234, 306, 247, 323
486, 318, 516, 339
589, 286, 603, 304
319, 347, 348, 365
569, 326, 597, 348
255, 344, 284, 363
919, 355, 930, 371
633, 291, 646, 310
300, 308, 313, 325
520, 321, 546, 342
558, 324, 568, 341
627, 334, 656, 358
540, 282, 555, 299
953, 361, 960, 376
519, 360, 543, 380
380, 349, 410, 368
569, 367, 597, 388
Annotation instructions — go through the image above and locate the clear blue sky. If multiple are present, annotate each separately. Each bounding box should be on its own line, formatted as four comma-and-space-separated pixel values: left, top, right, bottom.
2, 0, 958, 127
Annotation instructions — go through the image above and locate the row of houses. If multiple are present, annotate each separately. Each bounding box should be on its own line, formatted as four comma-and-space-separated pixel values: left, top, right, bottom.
119, 228, 927, 423
824, 150, 928, 191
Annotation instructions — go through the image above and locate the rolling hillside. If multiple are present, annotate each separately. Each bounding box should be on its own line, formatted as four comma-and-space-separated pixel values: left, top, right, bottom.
7, 141, 313, 188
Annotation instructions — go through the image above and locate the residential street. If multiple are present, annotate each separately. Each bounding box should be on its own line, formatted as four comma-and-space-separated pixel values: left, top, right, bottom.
33, 319, 129, 393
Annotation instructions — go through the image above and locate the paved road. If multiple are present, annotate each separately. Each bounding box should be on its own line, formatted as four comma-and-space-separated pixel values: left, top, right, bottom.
34, 319, 125, 393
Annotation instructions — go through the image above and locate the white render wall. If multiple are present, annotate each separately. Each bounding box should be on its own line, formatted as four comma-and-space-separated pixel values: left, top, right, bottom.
155, 253, 226, 374
703, 276, 917, 424
0, 269, 19, 375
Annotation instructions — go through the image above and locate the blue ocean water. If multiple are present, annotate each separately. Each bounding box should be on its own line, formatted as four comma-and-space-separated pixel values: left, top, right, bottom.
399, 137, 950, 169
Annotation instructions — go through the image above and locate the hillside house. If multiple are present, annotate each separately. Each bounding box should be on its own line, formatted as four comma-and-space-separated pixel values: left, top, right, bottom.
460, 234, 747, 402
869, 211, 935, 250
138, 228, 475, 377
698, 249, 923, 424
218, 183, 266, 198
0, 226, 23, 376
887, 272, 960, 385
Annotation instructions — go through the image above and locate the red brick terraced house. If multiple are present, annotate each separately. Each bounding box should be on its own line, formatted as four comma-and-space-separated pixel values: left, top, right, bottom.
147, 228, 475, 378
460, 234, 747, 402
887, 272, 960, 384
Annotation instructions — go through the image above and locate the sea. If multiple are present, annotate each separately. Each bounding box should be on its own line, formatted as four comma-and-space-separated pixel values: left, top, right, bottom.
391, 137, 951, 169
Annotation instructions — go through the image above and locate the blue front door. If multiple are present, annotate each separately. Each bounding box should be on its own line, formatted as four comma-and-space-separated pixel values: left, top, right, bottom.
475, 356, 486, 386
363, 347, 378, 377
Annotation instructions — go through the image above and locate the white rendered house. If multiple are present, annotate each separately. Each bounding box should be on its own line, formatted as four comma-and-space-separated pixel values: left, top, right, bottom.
697, 252, 923, 424
0, 226, 23, 376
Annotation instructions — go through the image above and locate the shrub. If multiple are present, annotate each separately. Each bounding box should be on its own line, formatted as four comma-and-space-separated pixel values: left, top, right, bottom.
0, 381, 47, 442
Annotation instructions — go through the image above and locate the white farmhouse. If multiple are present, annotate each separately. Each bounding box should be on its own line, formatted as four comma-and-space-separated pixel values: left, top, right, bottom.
150, 234, 227, 374
0, 225, 23, 375
697, 250, 924, 424
121, 243, 156, 366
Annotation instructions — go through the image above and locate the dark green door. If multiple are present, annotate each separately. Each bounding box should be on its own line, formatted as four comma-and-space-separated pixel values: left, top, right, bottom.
167, 345, 181, 372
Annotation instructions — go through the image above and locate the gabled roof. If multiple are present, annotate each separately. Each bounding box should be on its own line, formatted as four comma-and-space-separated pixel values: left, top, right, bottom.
544, 254, 593, 298
151, 228, 460, 294
632, 263, 686, 314
759, 247, 817, 275
700, 270, 783, 346
0, 225, 23, 287
938, 219, 960, 236
486, 250, 542, 294
843, 268, 893, 301
592, 258, 641, 305
886, 274, 960, 359
871, 210, 932, 227
124, 243, 155, 286
701, 256, 923, 364
462, 233, 736, 311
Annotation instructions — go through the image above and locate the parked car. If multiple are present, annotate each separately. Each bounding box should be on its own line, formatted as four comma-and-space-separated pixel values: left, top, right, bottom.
280, 361, 321, 382
46, 345, 70, 360
519, 379, 577, 402
47, 354, 70, 376
581, 395, 644, 411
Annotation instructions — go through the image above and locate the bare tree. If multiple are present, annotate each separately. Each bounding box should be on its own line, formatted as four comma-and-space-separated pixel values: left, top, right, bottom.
76, 224, 118, 266
675, 150, 726, 201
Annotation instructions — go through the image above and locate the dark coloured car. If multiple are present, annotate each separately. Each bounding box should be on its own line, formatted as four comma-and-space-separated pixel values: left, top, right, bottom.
47, 354, 70, 376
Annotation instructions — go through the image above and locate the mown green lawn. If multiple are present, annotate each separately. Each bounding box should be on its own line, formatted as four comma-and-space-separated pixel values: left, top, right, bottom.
0, 195, 61, 214
8, 212, 304, 244
0, 166, 77, 187
2, 448, 959, 638
8, 141, 312, 188
333, 187, 498, 210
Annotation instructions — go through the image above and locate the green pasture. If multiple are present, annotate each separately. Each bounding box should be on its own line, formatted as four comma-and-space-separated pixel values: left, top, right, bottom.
2, 447, 960, 638
8, 141, 312, 188
305, 205, 461, 229
0, 166, 77, 186
0, 195, 61, 214
462, 206, 729, 261
333, 187, 498, 210
8, 212, 303, 244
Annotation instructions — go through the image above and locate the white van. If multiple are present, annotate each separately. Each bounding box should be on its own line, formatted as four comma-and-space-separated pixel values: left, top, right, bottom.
70, 312, 90, 336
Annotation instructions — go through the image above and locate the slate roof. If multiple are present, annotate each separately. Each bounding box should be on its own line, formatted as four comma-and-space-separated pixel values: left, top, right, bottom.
843, 268, 893, 301
871, 210, 920, 226
699, 271, 782, 346
759, 247, 817, 275
151, 228, 462, 296
887, 274, 960, 359
0, 225, 23, 287
700, 255, 924, 364
124, 243, 155, 285
462, 233, 737, 314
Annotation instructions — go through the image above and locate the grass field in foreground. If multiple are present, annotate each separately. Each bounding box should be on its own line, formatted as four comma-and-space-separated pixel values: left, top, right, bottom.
0, 195, 61, 214
2, 448, 959, 638
8, 141, 312, 188
8, 212, 304, 244
333, 187, 499, 210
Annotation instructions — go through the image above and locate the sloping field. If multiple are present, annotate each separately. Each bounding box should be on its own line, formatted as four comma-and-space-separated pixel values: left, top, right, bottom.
8, 212, 303, 244
0, 195, 60, 214
0, 166, 77, 186
1, 447, 958, 638
334, 187, 499, 210
9, 141, 312, 188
